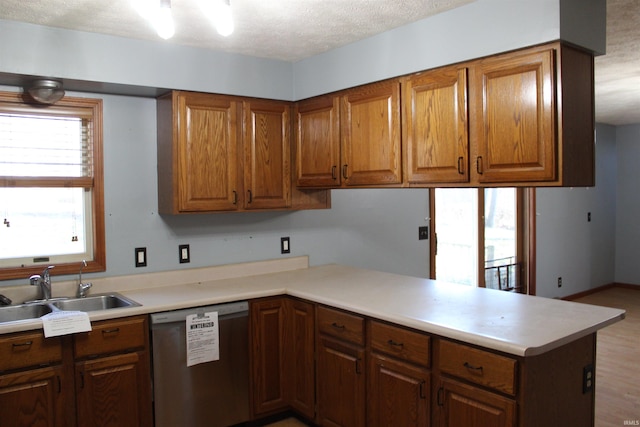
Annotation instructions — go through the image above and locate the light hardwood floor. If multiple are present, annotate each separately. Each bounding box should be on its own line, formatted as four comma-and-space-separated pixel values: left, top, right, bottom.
266, 287, 639, 427
574, 287, 640, 427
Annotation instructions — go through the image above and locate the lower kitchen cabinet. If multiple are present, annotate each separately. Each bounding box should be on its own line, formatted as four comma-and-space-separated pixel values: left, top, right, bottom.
0, 364, 68, 427
0, 316, 152, 427
368, 354, 430, 427
317, 335, 366, 427
250, 297, 316, 419
285, 298, 316, 420
73, 315, 153, 427
250, 297, 288, 416
75, 352, 150, 427
436, 377, 515, 427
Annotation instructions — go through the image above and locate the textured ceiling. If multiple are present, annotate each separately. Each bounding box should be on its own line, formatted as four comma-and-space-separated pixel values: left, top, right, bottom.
0, 0, 474, 61
0, 0, 638, 125
594, 0, 640, 126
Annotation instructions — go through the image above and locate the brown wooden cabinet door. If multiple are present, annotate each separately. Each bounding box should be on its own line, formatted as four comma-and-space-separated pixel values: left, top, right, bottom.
403, 67, 469, 184
285, 298, 316, 420
75, 351, 152, 427
341, 80, 402, 186
472, 48, 556, 183
0, 365, 68, 427
244, 99, 291, 209
437, 377, 515, 427
369, 353, 430, 427
295, 95, 341, 188
316, 335, 365, 427
176, 92, 240, 212
250, 298, 288, 416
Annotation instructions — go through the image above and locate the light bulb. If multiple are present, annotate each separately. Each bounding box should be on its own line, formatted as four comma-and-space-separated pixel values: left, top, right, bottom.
199, 0, 234, 37
215, 0, 234, 37
155, 2, 175, 39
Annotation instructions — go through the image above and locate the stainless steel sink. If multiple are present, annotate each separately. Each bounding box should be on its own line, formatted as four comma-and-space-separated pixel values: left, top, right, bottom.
0, 303, 52, 323
0, 292, 140, 325
51, 293, 140, 312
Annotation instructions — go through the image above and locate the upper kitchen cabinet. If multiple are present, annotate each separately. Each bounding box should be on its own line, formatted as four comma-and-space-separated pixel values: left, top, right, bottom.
157, 91, 241, 214
406, 42, 594, 187
295, 80, 402, 188
157, 91, 292, 213
470, 43, 594, 186
341, 80, 402, 186
402, 66, 469, 184
294, 95, 341, 187
243, 99, 291, 210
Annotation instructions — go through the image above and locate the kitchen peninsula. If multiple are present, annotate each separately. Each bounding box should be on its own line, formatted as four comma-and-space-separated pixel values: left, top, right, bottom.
0, 257, 625, 426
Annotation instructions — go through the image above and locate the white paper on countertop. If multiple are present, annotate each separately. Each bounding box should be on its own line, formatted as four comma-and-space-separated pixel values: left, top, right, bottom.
41, 311, 92, 337
186, 311, 219, 367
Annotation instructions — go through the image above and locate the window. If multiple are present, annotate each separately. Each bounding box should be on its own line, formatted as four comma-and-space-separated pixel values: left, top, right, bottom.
429, 188, 534, 294
0, 92, 105, 280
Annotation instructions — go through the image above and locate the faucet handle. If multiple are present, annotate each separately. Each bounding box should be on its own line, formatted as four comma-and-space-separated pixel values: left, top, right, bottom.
77, 282, 93, 298
29, 274, 42, 286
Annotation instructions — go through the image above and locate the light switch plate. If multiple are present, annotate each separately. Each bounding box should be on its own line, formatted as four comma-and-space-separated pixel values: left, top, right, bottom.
135, 247, 147, 267
281, 237, 290, 254
179, 244, 190, 264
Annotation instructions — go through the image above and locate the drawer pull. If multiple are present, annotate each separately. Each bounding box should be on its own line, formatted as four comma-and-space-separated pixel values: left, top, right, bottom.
387, 339, 404, 348
102, 328, 120, 335
12, 341, 33, 348
464, 361, 484, 372
331, 322, 345, 330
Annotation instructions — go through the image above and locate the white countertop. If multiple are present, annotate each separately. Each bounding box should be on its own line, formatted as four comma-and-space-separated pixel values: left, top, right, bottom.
0, 257, 625, 357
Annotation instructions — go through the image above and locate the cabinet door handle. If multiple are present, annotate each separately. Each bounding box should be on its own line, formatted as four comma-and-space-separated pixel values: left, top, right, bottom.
342, 164, 349, 180
331, 165, 337, 180
463, 361, 484, 372
331, 322, 345, 330
232, 190, 238, 205
419, 380, 427, 399
437, 387, 444, 406
457, 156, 464, 175
12, 341, 33, 348
57, 375, 62, 393
476, 156, 483, 174
79, 371, 85, 389
387, 339, 404, 348
355, 358, 362, 374
247, 189, 253, 203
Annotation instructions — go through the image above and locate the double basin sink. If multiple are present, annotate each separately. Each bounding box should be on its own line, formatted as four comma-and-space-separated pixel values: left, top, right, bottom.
0, 293, 140, 324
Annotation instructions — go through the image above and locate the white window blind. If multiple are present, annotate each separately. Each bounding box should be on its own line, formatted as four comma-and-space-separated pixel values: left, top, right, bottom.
0, 113, 91, 178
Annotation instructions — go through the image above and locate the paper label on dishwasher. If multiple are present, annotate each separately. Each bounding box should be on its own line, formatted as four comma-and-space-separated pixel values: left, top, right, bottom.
186, 312, 219, 367
41, 311, 92, 338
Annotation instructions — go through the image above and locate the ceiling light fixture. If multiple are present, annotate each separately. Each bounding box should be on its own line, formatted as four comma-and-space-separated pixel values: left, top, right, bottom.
155, 0, 175, 40
27, 79, 65, 104
200, 0, 234, 37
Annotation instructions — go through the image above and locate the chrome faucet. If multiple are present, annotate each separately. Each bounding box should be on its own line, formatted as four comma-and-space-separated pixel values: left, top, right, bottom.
30, 265, 55, 300
76, 260, 92, 298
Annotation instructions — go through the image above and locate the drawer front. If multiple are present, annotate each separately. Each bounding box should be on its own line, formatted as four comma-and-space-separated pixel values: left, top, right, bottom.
317, 306, 365, 345
439, 340, 517, 395
0, 331, 62, 371
74, 316, 147, 358
369, 320, 430, 367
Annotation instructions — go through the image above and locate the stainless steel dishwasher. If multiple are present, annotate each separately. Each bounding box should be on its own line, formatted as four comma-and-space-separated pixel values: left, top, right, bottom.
150, 301, 250, 427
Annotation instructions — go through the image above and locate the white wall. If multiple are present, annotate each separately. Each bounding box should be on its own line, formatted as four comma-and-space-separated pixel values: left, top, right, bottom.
614, 124, 640, 284
535, 124, 617, 298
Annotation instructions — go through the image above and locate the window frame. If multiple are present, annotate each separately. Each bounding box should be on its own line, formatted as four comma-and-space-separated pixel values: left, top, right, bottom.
0, 91, 105, 280
429, 187, 535, 294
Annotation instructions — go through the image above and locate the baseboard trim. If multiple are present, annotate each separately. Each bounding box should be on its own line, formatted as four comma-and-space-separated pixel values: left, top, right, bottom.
562, 282, 640, 301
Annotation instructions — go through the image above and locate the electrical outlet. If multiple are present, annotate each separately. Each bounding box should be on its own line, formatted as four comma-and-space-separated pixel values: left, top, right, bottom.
135, 247, 147, 268
418, 226, 429, 240
557, 277, 562, 288
582, 364, 594, 393
281, 237, 290, 254
179, 244, 190, 264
